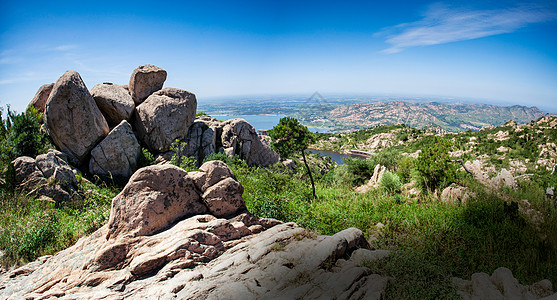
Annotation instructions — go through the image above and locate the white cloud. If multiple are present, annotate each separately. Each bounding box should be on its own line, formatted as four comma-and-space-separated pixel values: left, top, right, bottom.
379, 3, 557, 53
54, 44, 78, 51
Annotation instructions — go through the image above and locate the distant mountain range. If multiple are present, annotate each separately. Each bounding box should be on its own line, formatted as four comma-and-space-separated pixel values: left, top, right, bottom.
297, 101, 545, 132
198, 95, 546, 133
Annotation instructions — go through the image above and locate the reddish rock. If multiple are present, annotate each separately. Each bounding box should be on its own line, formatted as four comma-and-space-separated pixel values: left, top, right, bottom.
28, 83, 54, 121
44, 70, 109, 165
134, 87, 197, 153
128, 64, 167, 104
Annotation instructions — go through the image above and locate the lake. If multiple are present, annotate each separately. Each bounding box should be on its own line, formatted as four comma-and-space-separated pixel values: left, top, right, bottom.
212, 115, 331, 133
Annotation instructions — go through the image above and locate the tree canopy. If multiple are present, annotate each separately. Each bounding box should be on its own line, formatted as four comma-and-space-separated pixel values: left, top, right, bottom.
268, 117, 317, 199
267, 117, 315, 158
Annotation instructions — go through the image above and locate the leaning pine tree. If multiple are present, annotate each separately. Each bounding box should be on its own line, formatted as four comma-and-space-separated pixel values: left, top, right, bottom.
268, 117, 317, 199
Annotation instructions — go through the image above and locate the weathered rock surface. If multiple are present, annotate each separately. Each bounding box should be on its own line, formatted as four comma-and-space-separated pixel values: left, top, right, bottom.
453, 267, 556, 299
28, 83, 54, 120
44, 70, 109, 165
12, 149, 79, 203
356, 164, 386, 193
491, 168, 517, 190
180, 116, 279, 166
0, 162, 389, 299
128, 64, 167, 104
222, 118, 279, 166
134, 87, 197, 153
89, 120, 140, 177
465, 160, 517, 190
90, 83, 135, 127
106, 164, 208, 239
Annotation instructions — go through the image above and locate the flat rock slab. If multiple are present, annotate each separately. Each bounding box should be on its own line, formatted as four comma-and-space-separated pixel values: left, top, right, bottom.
0, 216, 388, 299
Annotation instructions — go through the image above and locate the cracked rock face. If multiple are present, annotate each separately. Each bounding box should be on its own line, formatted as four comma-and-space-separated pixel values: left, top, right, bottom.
134, 87, 197, 153
182, 116, 279, 167
89, 120, 140, 177
90, 83, 135, 127
44, 70, 109, 165
128, 64, 167, 104
0, 161, 390, 299
12, 149, 79, 204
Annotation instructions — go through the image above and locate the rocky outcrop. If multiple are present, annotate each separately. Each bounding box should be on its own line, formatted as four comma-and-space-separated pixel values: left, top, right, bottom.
465, 160, 517, 190
128, 64, 167, 104
28, 83, 54, 119
12, 149, 79, 203
44, 70, 109, 165
89, 121, 140, 177
134, 87, 197, 153
356, 164, 386, 193
181, 116, 279, 167
106, 164, 208, 239
221, 118, 279, 166
30, 65, 275, 177
491, 168, 517, 189
0, 161, 389, 299
90, 83, 135, 127
453, 267, 555, 299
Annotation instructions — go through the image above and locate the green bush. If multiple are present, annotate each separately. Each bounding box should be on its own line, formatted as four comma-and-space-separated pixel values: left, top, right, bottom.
396, 156, 414, 182
0, 107, 52, 168
415, 137, 457, 191
0, 182, 115, 267
380, 171, 402, 194
203, 152, 241, 166
169, 140, 197, 171
137, 147, 156, 168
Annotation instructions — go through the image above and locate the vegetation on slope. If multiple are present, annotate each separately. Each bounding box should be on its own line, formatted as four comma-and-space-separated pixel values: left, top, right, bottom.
0, 108, 117, 267
1, 107, 556, 299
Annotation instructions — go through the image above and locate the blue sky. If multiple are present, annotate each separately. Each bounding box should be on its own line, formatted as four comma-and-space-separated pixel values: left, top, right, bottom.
1, 0, 557, 113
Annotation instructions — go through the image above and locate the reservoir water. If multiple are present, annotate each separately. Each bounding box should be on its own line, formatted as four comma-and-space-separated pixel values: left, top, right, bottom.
212, 115, 331, 133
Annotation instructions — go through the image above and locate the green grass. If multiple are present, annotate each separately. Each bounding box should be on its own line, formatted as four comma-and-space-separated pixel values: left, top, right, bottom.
1, 114, 555, 299
0, 180, 116, 267
230, 160, 557, 299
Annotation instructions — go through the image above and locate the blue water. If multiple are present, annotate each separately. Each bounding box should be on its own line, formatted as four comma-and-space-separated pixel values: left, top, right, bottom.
307, 149, 361, 165
212, 115, 331, 133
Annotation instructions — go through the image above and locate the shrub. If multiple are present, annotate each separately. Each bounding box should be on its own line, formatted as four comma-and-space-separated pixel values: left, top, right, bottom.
415, 137, 457, 191
0, 106, 52, 168
169, 140, 197, 171
203, 152, 240, 166
137, 147, 156, 168
380, 171, 402, 194
396, 156, 414, 182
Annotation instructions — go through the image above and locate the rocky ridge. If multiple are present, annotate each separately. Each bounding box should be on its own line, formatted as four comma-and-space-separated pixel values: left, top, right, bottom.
0, 161, 390, 299
326, 101, 544, 132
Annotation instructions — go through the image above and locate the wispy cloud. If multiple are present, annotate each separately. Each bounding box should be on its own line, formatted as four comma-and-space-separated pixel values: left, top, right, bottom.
378, 3, 557, 54
53, 44, 78, 51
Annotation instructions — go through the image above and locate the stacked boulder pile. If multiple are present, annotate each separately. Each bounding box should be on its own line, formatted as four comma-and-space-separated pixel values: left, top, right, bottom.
11, 149, 80, 203
28, 64, 278, 179
0, 161, 390, 299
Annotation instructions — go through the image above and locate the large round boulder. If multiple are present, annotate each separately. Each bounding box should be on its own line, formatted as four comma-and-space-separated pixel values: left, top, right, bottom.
44, 70, 109, 165
89, 120, 140, 177
90, 83, 135, 127
106, 164, 207, 239
134, 87, 197, 153
128, 64, 167, 104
